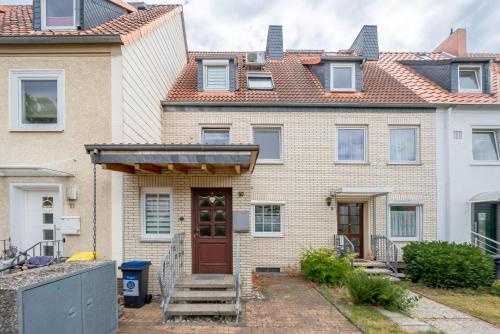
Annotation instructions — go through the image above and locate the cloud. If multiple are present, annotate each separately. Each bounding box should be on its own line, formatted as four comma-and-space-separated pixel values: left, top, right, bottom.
1, 0, 498, 52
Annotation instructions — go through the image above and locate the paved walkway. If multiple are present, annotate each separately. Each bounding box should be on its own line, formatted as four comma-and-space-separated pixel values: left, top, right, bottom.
118, 275, 359, 334
404, 292, 500, 334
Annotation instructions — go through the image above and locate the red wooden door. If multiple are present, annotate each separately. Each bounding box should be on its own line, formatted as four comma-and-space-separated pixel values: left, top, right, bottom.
192, 188, 233, 274
337, 203, 364, 256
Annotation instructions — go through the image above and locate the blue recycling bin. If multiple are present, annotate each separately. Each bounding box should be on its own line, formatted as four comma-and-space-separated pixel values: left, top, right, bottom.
119, 261, 152, 308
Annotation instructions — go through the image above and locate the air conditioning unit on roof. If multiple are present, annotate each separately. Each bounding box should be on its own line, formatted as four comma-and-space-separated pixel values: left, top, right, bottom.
246, 51, 266, 66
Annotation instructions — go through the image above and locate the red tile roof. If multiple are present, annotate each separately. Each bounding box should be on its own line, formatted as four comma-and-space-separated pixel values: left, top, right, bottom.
166, 51, 500, 105
0, 4, 181, 45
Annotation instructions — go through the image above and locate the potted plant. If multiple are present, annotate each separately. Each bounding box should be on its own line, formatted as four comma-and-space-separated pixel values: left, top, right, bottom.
1, 245, 18, 274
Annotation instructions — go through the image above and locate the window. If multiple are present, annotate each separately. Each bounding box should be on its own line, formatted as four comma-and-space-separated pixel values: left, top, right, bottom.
472, 130, 499, 161
458, 65, 482, 92
42, 0, 76, 30
203, 59, 229, 91
247, 72, 274, 90
141, 188, 172, 240
202, 128, 230, 145
10, 70, 64, 131
389, 205, 422, 240
330, 63, 355, 91
389, 127, 418, 163
336, 127, 367, 162
253, 203, 284, 236
252, 127, 282, 163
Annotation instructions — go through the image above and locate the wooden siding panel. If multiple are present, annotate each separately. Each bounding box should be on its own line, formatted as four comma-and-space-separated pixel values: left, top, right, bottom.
121, 13, 187, 144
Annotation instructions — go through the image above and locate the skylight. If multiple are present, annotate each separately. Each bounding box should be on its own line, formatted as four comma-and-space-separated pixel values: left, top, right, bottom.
247, 72, 274, 90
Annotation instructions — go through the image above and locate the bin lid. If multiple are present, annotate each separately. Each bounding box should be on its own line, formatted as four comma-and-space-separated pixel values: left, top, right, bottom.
120, 261, 152, 269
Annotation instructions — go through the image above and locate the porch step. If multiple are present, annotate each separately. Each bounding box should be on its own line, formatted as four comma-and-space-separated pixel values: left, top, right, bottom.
364, 268, 393, 275
171, 290, 236, 302
167, 303, 236, 316
176, 274, 235, 289
353, 261, 387, 268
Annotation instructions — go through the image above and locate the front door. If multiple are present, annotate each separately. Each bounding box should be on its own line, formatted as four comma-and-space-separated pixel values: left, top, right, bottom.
338, 203, 364, 256
192, 188, 232, 274
474, 203, 497, 250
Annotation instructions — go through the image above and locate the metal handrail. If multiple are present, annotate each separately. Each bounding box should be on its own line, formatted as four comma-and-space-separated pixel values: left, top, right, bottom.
371, 235, 398, 273
471, 231, 499, 255
158, 233, 184, 323
23, 240, 63, 259
1, 238, 11, 259
235, 233, 241, 317
333, 234, 355, 255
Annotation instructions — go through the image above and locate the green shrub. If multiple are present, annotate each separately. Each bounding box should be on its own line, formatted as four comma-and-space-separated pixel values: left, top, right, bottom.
403, 241, 494, 289
345, 271, 419, 311
300, 248, 353, 286
491, 280, 500, 296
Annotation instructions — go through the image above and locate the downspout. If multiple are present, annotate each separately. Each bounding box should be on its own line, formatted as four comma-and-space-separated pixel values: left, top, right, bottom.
444, 106, 454, 240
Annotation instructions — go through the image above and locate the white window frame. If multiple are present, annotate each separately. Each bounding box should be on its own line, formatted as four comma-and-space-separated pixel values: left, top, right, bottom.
251, 125, 284, 164
336, 126, 368, 163
388, 203, 422, 242
203, 59, 229, 92
41, 0, 77, 31
471, 129, 500, 162
140, 187, 173, 241
457, 65, 482, 93
330, 63, 356, 92
247, 72, 274, 90
251, 201, 285, 237
388, 126, 420, 164
9, 69, 65, 132
201, 127, 231, 145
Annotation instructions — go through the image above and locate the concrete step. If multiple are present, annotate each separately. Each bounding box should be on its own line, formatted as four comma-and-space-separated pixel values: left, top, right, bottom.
363, 268, 393, 275
353, 261, 387, 268
167, 303, 236, 316
176, 274, 235, 289
171, 290, 236, 302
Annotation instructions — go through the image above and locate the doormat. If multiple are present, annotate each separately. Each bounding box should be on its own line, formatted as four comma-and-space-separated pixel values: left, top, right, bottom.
195, 274, 225, 280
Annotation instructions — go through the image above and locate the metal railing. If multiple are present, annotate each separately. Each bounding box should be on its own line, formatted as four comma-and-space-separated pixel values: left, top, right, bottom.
23, 240, 64, 259
1, 238, 11, 260
472, 231, 499, 255
235, 233, 241, 318
371, 235, 398, 273
333, 234, 355, 255
158, 233, 185, 323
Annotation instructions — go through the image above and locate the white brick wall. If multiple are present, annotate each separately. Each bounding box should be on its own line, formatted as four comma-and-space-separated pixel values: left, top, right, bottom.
123, 108, 437, 295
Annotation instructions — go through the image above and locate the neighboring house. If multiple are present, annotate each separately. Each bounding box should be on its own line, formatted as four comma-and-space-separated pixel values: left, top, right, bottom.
0, 1, 187, 263
85, 24, 499, 296
432, 30, 500, 254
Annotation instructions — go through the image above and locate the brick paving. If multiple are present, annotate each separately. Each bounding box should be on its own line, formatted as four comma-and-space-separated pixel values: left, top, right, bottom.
118, 275, 359, 334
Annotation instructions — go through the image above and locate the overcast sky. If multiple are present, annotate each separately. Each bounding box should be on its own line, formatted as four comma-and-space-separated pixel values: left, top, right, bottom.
2, 0, 499, 52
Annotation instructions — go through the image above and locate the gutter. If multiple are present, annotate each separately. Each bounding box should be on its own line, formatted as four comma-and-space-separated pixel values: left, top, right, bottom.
84, 143, 260, 153
0, 35, 123, 45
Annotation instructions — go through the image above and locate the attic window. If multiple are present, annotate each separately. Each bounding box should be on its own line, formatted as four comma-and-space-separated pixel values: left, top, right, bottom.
458, 65, 482, 93
247, 72, 274, 90
42, 0, 76, 30
330, 63, 355, 92
203, 59, 229, 91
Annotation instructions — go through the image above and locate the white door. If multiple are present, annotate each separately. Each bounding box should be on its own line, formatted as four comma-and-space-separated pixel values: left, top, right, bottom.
24, 190, 62, 256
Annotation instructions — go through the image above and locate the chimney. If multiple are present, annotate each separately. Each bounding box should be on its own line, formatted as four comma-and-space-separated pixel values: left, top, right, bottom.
433, 28, 467, 57
266, 25, 284, 60
349, 25, 379, 60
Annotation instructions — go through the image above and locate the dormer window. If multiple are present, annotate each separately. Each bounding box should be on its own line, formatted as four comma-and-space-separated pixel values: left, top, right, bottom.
330, 63, 355, 92
203, 59, 229, 91
458, 65, 482, 93
41, 0, 77, 30
247, 72, 274, 90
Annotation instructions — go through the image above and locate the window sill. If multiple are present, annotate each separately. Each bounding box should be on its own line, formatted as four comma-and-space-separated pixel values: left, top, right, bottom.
389, 237, 419, 242
252, 233, 284, 238
9, 127, 64, 132
140, 237, 172, 243
334, 161, 370, 165
387, 162, 422, 166
470, 161, 500, 166
256, 160, 284, 165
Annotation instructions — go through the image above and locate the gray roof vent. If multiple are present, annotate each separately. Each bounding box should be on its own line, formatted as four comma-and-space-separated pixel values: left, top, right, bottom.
128, 2, 149, 10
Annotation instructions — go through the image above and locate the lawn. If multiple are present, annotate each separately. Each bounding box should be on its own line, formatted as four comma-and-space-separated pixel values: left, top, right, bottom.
402, 282, 500, 326
318, 285, 412, 334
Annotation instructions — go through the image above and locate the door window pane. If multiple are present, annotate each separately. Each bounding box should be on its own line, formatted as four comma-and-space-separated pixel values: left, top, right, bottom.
390, 128, 417, 162
46, 0, 74, 27
337, 128, 366, 161
143, 192, 171, 237
199, 210, 210, 222
253, 127, 282, 161
215, 225, 226, 236
199, 224, 211, 236
390, 206, 419, 238
472, 131, 499, 161
254, 204, 282, 235
202, 128, 230, 145
214, 210, 226, 222
332, 66, 354, 90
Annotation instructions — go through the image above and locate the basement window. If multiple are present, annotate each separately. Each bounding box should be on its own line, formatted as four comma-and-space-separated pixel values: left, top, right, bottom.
247, 72, 274, 90
458, 65, 482, 93
42, 0, 77, 31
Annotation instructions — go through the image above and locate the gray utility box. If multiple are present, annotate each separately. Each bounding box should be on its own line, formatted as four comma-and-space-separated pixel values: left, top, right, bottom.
233, 211, 250, 233
0, 261, 117, 334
